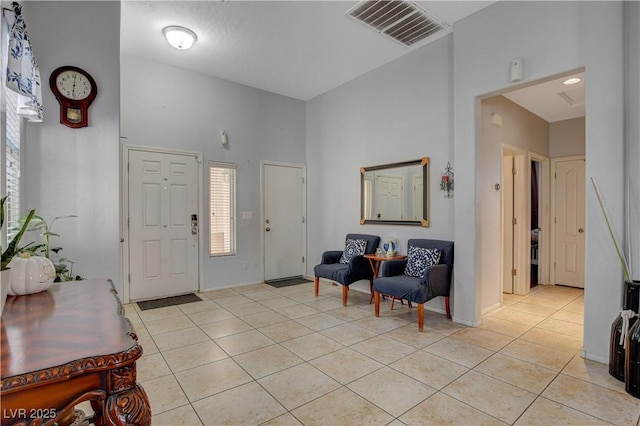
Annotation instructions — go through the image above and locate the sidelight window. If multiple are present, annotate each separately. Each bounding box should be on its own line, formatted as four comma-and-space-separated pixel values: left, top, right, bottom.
209, 162, 236, 256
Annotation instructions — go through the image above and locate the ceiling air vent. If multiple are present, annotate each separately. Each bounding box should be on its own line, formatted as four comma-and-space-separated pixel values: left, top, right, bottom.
346, 0, 448, 47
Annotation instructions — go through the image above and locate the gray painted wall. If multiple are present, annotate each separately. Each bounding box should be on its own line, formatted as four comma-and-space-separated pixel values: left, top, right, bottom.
121, 55, 306, 290
549, 118, 585, 158
307, 36, 454, 314
625, 1, 640, 282
454, 1, 626, 361
23, 1, 122, 292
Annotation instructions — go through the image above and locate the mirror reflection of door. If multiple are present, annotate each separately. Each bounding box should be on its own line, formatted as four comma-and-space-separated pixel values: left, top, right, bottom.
375, 174, 404, 220
360, 158, 429, 226
363, 178, 373, 220
412, 175, 423, 221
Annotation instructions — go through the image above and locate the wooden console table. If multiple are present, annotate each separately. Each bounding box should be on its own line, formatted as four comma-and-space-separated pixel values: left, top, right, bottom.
1, 279, 150, 426
363, 253, 408, 307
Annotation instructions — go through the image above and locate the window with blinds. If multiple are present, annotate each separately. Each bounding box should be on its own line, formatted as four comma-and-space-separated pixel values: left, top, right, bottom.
4, 80, 21, 239
209, 162, 236, 256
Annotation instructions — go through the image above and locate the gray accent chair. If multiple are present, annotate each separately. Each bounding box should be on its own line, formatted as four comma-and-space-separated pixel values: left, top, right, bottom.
314, 233, 380, 306
373, 239, 454, 330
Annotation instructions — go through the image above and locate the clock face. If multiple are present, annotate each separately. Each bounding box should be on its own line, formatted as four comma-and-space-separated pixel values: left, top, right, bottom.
55, 70, 93, 101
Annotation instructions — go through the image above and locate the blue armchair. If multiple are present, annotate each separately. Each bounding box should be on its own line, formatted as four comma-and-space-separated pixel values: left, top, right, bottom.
314, 233, 380, 306
373, 239, 454, 331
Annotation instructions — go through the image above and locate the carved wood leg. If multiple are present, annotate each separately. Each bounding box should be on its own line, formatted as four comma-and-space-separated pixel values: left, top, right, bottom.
104, 366, 151, 426
314, 276, 320, 297
417, 303, 424, 331
342, 285, 348, 306
374, 291, 380, 317
91, 399, 105, 426
105, 384, 151, 426
445, 296, 451, 319
369, 279, 374, 304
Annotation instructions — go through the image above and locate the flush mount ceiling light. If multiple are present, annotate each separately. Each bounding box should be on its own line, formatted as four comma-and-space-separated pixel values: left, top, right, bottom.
163, 26, 197, 50
563, 77, 581, 85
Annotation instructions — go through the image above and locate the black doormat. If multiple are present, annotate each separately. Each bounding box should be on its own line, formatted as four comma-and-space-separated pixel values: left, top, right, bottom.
265, 277, 313, 288
137, 293, 202, 311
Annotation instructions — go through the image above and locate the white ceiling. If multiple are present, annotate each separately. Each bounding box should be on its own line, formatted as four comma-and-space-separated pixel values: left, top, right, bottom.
120, 1, 495, 101
120, 1, 584, 122
503, 71, 585, 122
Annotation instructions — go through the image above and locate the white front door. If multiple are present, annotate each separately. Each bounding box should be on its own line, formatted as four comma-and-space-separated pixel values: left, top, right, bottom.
128, 150, 199, 300
554, 157, 585, 288
264, 163, 305, 281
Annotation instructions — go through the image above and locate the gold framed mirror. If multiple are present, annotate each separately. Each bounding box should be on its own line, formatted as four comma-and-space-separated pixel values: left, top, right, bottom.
360, 157, 429, 227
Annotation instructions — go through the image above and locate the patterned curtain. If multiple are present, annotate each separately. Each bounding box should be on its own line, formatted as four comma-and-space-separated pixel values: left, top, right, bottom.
2, 1, 42, 122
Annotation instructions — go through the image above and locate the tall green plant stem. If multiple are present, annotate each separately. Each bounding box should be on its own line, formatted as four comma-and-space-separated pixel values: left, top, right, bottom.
1, 196, 36, 270
590, 177, 632, 282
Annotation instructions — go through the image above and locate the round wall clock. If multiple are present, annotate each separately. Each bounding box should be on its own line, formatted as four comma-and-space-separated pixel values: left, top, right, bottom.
49, 66, 97, 129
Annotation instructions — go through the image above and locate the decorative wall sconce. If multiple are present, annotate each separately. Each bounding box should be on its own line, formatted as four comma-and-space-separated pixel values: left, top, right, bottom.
440, 162, 454, 198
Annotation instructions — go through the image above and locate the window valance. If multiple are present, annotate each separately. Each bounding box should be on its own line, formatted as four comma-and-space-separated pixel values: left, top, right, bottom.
2, 1, 42, 122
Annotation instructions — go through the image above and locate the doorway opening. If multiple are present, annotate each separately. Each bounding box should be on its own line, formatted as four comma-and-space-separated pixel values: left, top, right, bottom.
485, 69, 585, 305
531, 159, 540, 288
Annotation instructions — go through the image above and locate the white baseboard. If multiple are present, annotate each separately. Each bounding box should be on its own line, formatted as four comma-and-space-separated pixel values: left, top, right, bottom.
199, 280, 264, 293
481, 302, 502, 316
453, 316, 481, 327
580, 349, 608, 364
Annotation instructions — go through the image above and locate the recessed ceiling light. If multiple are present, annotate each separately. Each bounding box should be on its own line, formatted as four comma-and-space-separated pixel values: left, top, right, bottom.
163, 26, 197, 50
563, 77, 581, 85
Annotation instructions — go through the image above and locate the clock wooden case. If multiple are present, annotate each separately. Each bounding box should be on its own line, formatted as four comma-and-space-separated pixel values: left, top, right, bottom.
49, 66, 97, 129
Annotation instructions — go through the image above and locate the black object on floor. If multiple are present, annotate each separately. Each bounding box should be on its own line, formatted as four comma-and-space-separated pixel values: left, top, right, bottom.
265, 277, 313, 288
137, 293, 202, 311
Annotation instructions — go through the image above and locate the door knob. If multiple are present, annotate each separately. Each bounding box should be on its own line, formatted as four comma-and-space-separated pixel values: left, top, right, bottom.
266, 227, 271, 232
578, 228, 584, 233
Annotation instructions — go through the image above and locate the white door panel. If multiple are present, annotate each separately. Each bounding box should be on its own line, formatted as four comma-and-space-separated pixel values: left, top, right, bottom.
554, 158, 585, 288
129, 150, 199, 300
503, 156, 515, 294
264, 164, 304, 281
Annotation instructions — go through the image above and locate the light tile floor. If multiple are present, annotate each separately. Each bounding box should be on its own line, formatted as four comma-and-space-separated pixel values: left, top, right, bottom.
119, 282, 639, 425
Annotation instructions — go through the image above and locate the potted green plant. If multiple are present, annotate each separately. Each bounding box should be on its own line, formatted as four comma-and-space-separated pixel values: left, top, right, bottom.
1, 196, 36, 314
18, 214, 83, 282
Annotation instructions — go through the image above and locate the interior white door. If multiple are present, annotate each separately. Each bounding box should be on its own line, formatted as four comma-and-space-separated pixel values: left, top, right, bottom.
129, 150, 199, 300
264, 164, 304, 281
554, 158, 585, 288
502, 156, 515, 294
375, 175, 404, 220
